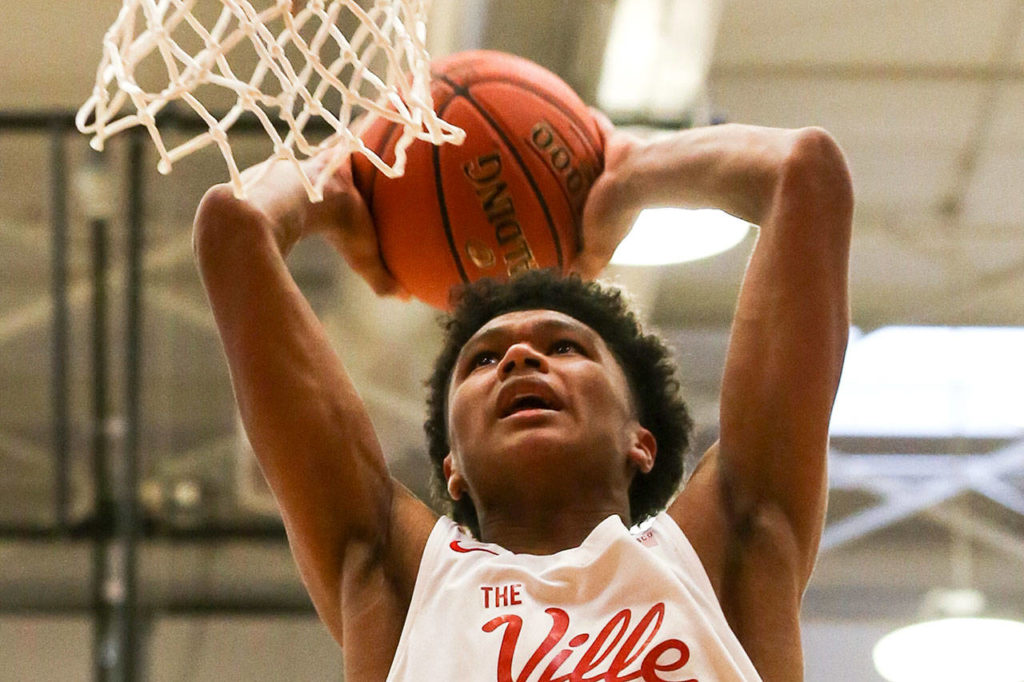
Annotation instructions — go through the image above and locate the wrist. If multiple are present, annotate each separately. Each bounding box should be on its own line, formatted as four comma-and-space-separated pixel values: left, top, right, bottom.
618, 125, 786, 223
238, 158, 318, 251
596, 131, 647, 218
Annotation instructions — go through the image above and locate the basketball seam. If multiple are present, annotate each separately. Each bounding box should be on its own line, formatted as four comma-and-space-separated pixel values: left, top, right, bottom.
451, 75, 602, 164
521, 133, 582, 241
440, 74, 566, 270
433, 97, 472, 286
457, 73, 603, 259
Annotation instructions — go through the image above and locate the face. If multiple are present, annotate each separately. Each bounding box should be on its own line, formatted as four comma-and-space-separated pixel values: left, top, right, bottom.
444, 309, 655, 503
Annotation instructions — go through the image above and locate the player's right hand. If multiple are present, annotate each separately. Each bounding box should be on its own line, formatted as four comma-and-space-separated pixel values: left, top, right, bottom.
302, 151, 409, 299
236, 150, 408, 299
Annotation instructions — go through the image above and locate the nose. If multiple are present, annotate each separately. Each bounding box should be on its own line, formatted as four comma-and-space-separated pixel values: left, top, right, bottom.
499, 343, 548, 378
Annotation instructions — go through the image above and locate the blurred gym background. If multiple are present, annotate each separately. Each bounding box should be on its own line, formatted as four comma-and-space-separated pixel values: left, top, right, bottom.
1, 0, 1023, 680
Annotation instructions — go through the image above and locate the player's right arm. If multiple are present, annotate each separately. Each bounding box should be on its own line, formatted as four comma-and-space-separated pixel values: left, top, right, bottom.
192, 154, 436, 656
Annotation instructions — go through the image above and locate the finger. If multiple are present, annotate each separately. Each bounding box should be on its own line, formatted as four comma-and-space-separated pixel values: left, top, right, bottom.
326, 204, 410, 299
588, 107, 615, 145
328, 232, 409, 299
311, 154, 411, 299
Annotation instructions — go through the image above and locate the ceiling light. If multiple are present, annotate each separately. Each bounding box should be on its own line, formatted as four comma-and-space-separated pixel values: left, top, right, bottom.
830, 326, 1024, 437
610, 207, 751, 266
874, 617, 1024, 681
597, 0, 723, 119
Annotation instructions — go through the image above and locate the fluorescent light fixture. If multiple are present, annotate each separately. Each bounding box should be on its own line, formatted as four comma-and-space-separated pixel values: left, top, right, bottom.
874, 618, 1024, 681
597, 0, 722, 119
610, 207, 750, 266
831, 326, 1024, 437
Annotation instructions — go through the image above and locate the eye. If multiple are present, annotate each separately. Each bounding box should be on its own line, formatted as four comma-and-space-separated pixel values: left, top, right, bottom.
551, 339, 584, 356
469, 350, 500, 369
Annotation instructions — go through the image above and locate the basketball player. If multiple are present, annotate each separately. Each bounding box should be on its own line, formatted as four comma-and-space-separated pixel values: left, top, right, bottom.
193, 119, 853, 680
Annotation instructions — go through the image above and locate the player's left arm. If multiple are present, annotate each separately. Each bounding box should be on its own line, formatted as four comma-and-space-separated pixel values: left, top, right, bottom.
584, 123, 851, 678
675, 126, 852, 590
582, 120, 852, 589
690, 129, 852, 682
584, 120, 851, 572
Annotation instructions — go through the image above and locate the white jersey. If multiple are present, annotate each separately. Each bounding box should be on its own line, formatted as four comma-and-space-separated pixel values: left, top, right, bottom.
386, 512, 762, 681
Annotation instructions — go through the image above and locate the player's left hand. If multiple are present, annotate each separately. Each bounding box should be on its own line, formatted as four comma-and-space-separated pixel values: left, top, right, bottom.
570, 110, 644, 279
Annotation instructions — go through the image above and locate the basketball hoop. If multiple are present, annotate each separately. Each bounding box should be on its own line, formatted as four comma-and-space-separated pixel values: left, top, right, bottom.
76, 0, 465, 201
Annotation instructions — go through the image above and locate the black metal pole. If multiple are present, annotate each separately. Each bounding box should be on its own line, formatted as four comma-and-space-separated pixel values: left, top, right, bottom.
49, 124, 71, 530
85, 136, 146, 680
119, 130, 146, 681
89, 204, 114, 681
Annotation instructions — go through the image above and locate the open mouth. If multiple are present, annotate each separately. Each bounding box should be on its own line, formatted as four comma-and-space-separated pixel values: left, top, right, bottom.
501, 394, 558, 418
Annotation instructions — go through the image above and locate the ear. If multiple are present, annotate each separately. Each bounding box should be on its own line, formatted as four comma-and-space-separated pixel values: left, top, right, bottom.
443, 453, 466, 500
626, 425, 657, 474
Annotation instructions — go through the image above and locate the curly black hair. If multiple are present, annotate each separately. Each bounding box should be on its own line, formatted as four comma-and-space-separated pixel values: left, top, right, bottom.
424, 269, 693, 536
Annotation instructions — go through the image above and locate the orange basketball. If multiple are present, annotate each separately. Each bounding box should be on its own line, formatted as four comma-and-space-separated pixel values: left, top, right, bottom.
353, 50, 604, 310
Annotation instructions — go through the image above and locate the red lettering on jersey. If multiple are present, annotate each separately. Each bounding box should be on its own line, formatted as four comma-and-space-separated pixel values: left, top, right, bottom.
481, 604, 697, 682
483, 584, 524, 608
483, 608, 568, 682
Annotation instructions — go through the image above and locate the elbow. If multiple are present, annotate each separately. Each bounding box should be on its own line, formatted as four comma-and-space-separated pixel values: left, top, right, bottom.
782, 127, 854, 224
192, 183, 275, 270
193, 183, 248, 260
760, 127, 855, 262
193, 183, 239, 263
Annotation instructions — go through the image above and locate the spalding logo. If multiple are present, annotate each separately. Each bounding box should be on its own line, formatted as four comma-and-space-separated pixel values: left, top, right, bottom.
462, 152, 539, 276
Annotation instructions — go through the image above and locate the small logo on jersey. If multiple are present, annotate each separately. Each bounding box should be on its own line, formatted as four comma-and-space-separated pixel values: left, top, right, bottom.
636, 529, 658, 547
450, 540, 499, 556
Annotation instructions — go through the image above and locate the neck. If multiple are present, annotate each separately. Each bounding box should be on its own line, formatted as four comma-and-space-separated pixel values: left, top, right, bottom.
475, 495, 631, 554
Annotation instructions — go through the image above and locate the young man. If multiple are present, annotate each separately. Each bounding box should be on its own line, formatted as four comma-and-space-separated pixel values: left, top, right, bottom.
193, 120, 853, 681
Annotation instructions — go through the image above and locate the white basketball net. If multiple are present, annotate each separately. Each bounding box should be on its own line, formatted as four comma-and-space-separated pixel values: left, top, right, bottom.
77, 0, 464, 200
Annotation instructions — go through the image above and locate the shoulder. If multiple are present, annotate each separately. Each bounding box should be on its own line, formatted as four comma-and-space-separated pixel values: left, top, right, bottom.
667, 444, 808, 591
666, 446, 807, 679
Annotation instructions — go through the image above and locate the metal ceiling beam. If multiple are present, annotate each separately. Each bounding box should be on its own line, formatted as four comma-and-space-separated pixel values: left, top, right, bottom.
0, 238, 194, 345
822, 438, 1024, 554
926, 505, 1024, 565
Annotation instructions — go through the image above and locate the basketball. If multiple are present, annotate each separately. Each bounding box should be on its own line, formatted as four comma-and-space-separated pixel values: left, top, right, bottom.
353, 50, 605, 310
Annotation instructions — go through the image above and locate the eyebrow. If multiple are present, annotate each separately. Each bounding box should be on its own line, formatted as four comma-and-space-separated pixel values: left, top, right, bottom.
460, 316, 597, 356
